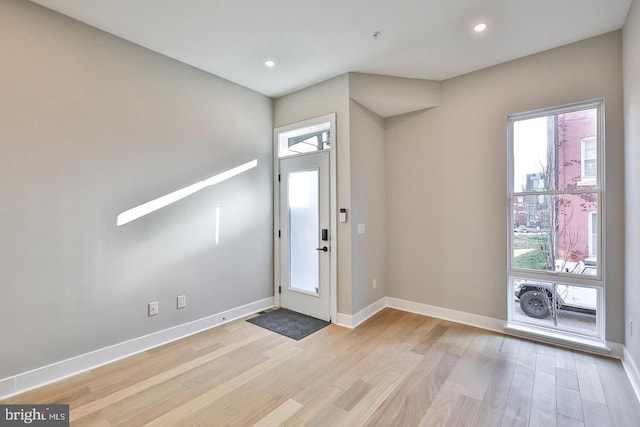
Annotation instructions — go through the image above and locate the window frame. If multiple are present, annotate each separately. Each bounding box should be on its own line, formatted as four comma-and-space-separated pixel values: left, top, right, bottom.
588, 211, 598, 258
580, 136, 597, 185
506, 99, 605, 345
277, 121, 331, 159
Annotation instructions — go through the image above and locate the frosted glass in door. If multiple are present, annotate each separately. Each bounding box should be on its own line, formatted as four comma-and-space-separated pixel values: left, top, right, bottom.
288, 169, 319, 295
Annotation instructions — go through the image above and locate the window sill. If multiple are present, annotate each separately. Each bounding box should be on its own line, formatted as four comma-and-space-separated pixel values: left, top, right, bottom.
504, 322, 610, 355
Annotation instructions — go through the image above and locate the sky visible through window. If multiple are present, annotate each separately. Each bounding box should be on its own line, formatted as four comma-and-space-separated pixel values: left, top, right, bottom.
513, 116, 548, 192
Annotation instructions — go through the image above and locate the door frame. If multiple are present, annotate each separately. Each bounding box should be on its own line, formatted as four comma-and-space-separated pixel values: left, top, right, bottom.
273, 113, 337, 322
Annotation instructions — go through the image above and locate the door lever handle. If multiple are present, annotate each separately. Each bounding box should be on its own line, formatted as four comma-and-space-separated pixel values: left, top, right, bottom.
316, 246, 328, 252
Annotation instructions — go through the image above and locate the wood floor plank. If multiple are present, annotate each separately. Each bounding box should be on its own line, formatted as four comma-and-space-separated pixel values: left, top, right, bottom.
556, 348, 577, 372
70, 412, 113, 427
284, 385, 344, 426
556, 385, 583, 421
536, 342, 557, 357
475, 356, 517, 427
582, 401, 613, 427
573, 352, 595, 363
446, 333, 493, 400
445, 394, 482, 427
252, 398, 304, 427
411, 323, 448, 355
500, 341, 536, 427
334, 380, 372, 411
556, 367, 579, 390
535, 352, 556, 376
594, 356, 640, 427
437, 325, 475, 356
341, 370, 406, 427
575, 359, 606, 404
386, 392, 430, 427
307, 404, 348, 427
3, 309, 639, 427
557, 414, 585, 427
529, 365, 556, 427
417, 380, 464, 426
364, 342, 449, 426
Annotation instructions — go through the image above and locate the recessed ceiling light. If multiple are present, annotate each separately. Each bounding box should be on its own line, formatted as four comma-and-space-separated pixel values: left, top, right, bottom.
474, 23, 487, 32
264, 60, 275, 68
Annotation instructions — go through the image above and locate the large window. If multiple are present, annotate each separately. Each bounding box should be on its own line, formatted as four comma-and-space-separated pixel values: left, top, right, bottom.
507, 100, 604, 346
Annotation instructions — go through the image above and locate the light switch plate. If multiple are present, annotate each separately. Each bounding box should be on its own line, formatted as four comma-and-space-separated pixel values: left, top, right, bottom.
148, 301, 159, 316
177, 295, 186, 309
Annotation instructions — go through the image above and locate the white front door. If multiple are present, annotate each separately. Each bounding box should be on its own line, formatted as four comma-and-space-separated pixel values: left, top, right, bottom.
279, 150, 330, 321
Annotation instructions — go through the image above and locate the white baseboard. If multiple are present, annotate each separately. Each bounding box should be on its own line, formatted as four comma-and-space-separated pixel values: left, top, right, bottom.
0, 297, 274, 400
335, 297, 504, 332
386, 297, 505, 333
335, 298, 386, 329
334, 313, 352, 328
623, 347, 640, 404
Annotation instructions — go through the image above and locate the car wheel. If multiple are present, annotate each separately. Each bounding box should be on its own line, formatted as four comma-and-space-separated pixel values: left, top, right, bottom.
519, 290, 551, 319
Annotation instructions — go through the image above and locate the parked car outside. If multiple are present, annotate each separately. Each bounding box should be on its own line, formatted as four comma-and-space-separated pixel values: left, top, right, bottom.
514, 260, 597, 319
516, 225, 540, 233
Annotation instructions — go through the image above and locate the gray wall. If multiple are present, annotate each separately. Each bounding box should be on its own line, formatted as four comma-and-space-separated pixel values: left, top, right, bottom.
0, 0, 273, 379
385, 32, 625, 343
624, 0, 640, 364
348, 100, 387, 313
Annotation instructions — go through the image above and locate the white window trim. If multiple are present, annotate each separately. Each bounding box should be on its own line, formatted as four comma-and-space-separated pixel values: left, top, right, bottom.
588, 211, 598, 258
506, 99, 605, 345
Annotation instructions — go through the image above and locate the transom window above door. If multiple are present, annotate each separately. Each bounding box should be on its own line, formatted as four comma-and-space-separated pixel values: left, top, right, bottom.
277, 121, 331, 158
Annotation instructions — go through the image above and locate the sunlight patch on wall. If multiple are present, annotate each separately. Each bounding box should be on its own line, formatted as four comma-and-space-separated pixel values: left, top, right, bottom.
117, 159, 257, 226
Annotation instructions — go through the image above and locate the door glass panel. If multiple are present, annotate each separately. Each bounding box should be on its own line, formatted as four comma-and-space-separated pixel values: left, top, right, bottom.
288, 169, 319, 295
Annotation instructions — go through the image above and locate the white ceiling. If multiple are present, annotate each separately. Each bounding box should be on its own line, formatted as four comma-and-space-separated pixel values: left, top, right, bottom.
29, 0, 632, 98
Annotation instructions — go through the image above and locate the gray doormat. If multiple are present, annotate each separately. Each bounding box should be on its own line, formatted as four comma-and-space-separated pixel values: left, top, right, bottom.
247, 308, 330, 340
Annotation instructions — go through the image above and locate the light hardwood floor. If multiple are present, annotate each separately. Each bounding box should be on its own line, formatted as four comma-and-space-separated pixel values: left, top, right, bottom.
4, 308, 640, 426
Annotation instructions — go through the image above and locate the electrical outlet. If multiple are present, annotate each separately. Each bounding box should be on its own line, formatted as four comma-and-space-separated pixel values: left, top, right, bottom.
177, 295, 186, 309
148, 301, 159, 316
373, 278, 377, 289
